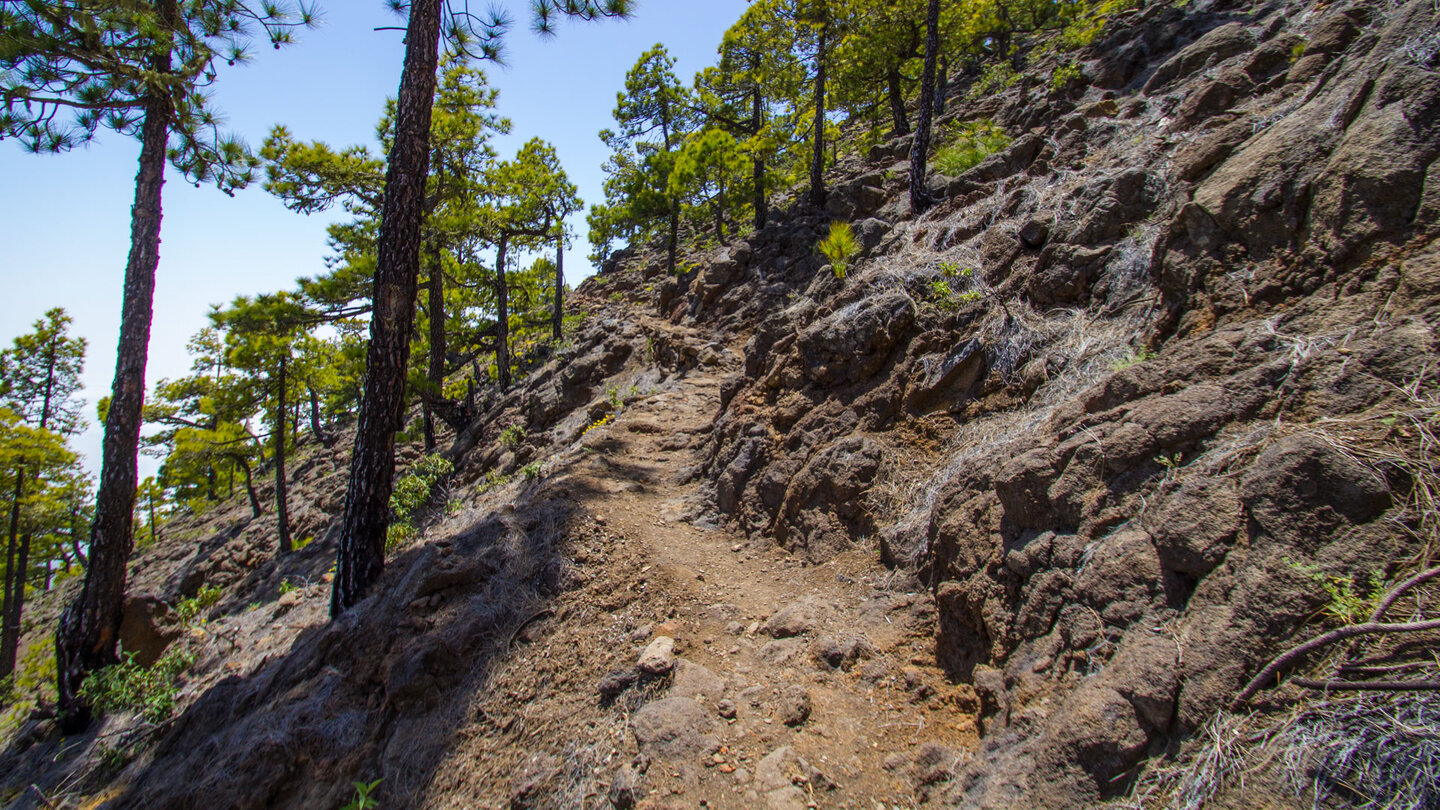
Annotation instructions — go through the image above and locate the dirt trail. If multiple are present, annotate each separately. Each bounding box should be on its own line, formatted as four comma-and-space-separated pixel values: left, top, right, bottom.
437, 332, 980, 809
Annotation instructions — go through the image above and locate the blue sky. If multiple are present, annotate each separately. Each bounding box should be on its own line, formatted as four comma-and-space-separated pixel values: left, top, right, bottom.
0, 0, 749, 477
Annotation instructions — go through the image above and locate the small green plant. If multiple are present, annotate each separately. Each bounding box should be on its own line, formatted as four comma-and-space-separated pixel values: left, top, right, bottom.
174, 584, 224, 625
387, 455, 454, 553
292, 534, 314, 552
341, 779, 383, 810
933, 121, 1012, 176
1110, 347, 1156, 371
78, 646, 196, 724
478, 470, 511, 494
1154, 452, 1184, 483
968, 62, 1021, 99
500, 423, 526, 449
1286, 559, 1385, 625
608, 291, 624, 303
1289, 38, 1307, 62
817, 221, 859, 280
1049, 62, 1082, 92
385, 522, 418, 551
1056, 0, 1137, 50
927, 278, 959, 312
606, 384, 624, 411
278, 579, 300, 596
521, 461, 543, 481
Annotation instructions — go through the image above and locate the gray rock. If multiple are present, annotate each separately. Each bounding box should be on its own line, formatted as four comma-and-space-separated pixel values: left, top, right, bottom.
777, 685, 812, 727
637, 636, 676, 675
608, 766, 640, 809
763, 598, 827, 638
631, 697, 721, 759
670, 658, 725, 703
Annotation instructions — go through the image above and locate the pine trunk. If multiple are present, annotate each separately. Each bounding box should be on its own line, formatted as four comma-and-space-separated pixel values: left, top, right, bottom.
332, 0, 443, 618
887, 67, 910, 136
1, 470, 23, 678
4, 531, 31, 674
751, 86, 767, 231
308, 384, 332, 447
909, 0, 941, 214
237, 457, 262, 519
552, 231, 564, 342
810, 21, 828, 210
274, 353, 291, 555
55, 69, 171, 731
495, 232, 511, 391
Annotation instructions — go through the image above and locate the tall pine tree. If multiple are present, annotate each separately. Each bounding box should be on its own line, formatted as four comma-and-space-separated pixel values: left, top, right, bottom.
2, 0, 315, 729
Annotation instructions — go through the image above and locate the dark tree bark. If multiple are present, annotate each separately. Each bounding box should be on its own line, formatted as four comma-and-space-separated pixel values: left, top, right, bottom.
1, 469, 23, 678
55, 28, 173, 727
424, 238, 445, 452
935, 55, 950, 115
749, 70, 768, 231
494, 232, 511, 391
307, 383, 333, 447
331, 0, 442, 618
909, 0, 941, 214
809, 18, 828, 210
886, 66, 910, 136
716, 176, 728, 245
234, 456, 262, 519
274, 352, 291, 555
551, 230, 564, 342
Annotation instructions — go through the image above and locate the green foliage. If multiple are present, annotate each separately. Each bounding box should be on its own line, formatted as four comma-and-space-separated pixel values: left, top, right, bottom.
1287, 559, 1386, 625
933, 121, 1011, 176
522, 462, 543, 481
1, 1, 316, 190
341, 779, 383, 810
500, 424, 527, 449
817, 221, 859, 280
278, 579, 300, 596
78, 647, 196, 724
386, 455, 454, 552
1290, 39, 1308, 62
174, 584, 224, 625
1056, 0, 1137, 51
1110, 347, 1156, 371
1049, 62, 1082, 92
969, 63, 1021, 99
478, 470, 512, 494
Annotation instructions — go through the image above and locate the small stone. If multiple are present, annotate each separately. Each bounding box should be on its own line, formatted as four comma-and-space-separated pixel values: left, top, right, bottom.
638, 636, 677, 675
609, 765, 641, 809
731, 544, 743, 553
725, 621, 744, 636
598, 668, 640, 699
777, 685, 812, 727
717, 699, 737, 719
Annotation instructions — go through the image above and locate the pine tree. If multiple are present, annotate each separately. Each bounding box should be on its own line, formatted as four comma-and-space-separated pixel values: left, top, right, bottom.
0, 309, 86, 678
332, 0, 631, 618
3, 0, 316, 730
910, 0, 942, 213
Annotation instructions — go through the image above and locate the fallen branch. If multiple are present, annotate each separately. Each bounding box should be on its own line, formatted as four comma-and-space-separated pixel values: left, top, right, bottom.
1292, 677, 1440, 692
1232, 617, 1440, 710
1368, 565, 1440, 622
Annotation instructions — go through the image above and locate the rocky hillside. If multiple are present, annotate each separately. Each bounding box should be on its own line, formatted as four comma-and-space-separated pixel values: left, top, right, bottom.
4, 0, 1440, 807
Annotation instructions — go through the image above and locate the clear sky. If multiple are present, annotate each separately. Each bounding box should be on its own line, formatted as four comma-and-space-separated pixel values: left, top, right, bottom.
0, 0, 750, 479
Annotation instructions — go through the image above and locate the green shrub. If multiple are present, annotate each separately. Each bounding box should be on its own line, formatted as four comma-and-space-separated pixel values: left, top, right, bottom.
342, 780, 383, 810
1049, 62, 1082, 92
817, 221, 859, 280
933, 121, 1012, 176
968, 62, 1020, 100
174, 584, 223, 625
500, 424, 526, 449
1057, 0, 1137, 51
386, 454, 454, 553
78, 647, 195, 724
385, 522, 417, 552
521, 461, 543, 481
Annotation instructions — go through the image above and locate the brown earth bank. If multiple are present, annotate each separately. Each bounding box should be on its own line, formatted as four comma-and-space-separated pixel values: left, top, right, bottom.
4, 0, 1440, 807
